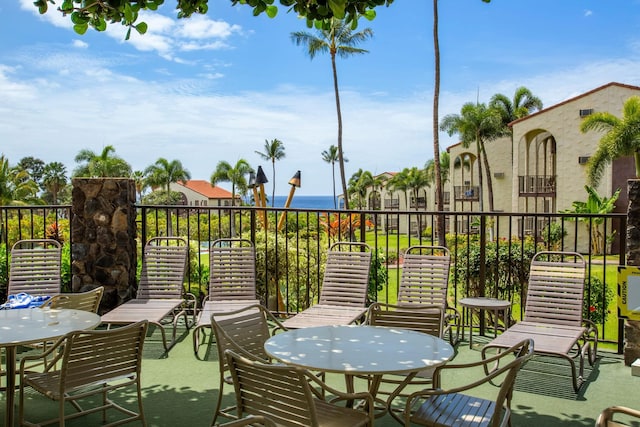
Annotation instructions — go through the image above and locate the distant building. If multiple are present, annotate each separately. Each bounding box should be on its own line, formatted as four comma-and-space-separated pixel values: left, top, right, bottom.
169, 180, 240, 207
360, 82, 640, 250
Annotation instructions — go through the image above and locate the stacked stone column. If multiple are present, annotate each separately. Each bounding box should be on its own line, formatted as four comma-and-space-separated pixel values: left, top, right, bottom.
71, 178, 137, 312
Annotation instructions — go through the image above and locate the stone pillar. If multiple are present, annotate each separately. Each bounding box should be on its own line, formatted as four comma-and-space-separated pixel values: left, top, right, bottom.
71, 178, 137, 312
625, 179, 640, 365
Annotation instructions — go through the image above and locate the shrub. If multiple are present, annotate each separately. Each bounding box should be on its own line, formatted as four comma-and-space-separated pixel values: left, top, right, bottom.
584, 276, 614, 325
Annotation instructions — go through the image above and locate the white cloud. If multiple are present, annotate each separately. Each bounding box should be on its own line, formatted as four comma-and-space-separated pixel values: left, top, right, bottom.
584, 10, 593, 17
72, 40, 88, 49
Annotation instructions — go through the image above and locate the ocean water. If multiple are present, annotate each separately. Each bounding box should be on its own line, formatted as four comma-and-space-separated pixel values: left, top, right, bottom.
272, 195, 337, 210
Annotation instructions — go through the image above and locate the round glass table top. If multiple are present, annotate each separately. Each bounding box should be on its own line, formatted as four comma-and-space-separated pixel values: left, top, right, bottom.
264, 324, 454, 375
0, 308, 101, 346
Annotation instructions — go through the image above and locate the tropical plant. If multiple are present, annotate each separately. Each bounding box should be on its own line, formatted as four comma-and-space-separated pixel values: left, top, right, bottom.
144, 158, 191, 196
292, 19, 373, 210
560, 185, 621, 254
34, 0, 392, 37
73, 145, 132, 178
41, 162, 68, 205
580, 95, 640, 186
255, 139, 286, 207
321, 145, 347, 209
319, 212, 373, 243
440, 102, 503, 211
211, 159, 253, 207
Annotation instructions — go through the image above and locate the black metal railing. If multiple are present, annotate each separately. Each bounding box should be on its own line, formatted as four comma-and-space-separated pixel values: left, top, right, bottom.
0, 204, 627, 351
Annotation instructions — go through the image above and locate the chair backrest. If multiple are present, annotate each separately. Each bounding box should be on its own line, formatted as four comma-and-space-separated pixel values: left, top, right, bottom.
42, 286, 104, 313
318, 241, 372, 307
397, 245, 451, 307
137, 237, 188, 300
208, 239, 257, 301
523, 251, 586, 326
8, 239, 61, 297
226, 350, 321, 427
59, 320, 148, 391
366, 302, 444, 338
484, 339, 534, 427
211, 304, 279, 374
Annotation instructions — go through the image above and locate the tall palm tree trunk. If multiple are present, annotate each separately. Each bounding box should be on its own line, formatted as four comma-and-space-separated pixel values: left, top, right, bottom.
475, 138, 484, 212
480, 143, 495, 211
331, 53, 350, 210
432, 0, 445, 245
331, 163, 337, 209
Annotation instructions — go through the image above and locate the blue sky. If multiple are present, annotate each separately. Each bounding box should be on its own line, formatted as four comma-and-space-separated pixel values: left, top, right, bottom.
2, 1, 640, 196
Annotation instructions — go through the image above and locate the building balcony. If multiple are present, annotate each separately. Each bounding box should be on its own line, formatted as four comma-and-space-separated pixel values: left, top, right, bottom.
454, 185, 480, 201
519, 175, 556, 197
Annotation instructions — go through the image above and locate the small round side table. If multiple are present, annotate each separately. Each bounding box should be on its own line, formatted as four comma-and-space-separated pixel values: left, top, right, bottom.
459, 297, 511, 348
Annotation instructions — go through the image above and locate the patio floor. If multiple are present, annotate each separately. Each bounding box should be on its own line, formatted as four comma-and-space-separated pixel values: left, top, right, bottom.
6, 324, 640, 427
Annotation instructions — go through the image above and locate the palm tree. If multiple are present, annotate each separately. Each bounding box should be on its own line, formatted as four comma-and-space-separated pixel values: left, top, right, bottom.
0, 154, 39, 206
291, 19, 373, 210
425, 151, 450, 188
405, 167, 430, 211
41, 162, 68, 205
255, 139, 286, 207
144, 158, 191, 196
432, 0, 445, 244
580, 95, 640, 186
322, 145, 348, 209
131, 170, 147, 202
347, 169, 373, 209
440, 102, 502, 211
386, 168, 410, 209
490, 86, 543, 164
211, 159, 253, 207
73, 145, 132, 177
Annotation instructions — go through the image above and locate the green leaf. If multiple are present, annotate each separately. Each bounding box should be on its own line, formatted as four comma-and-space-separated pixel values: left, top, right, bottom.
60, 0, 73, 13
125, 27, 132, 40
124, 3, 133, 22
265, 5, 277, 18
136, 22, 148, 34
35, 0, 48, 14
73, 23, 88, 35
95, 18, 106, 31
363, 9, 376, 21
147, 1, 159, 11
328, 0, 346, 18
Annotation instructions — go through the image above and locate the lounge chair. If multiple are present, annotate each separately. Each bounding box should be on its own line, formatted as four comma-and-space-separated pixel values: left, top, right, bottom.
192, 238, 260, 355
5, 238, 62, 301
403, 338, 534, 427
482, 251, 597, 392
282, 241, 372, 329
396, 245, 460, 345
101, 236, 195, 351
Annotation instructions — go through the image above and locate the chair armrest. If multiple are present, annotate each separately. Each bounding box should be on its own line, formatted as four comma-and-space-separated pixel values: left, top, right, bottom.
19, 335, 67, 373
597, 406, 640, 426
305, 371, 374, 422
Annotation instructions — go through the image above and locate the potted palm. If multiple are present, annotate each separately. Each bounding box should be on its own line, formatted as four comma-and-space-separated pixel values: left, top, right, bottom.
581, 95, 640, 365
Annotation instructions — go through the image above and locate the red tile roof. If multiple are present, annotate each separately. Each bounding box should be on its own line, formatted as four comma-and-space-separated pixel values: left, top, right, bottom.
176, 180, 234, 199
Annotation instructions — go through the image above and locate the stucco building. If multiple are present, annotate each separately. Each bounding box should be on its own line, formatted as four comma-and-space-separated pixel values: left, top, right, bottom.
169, 180, 240, 207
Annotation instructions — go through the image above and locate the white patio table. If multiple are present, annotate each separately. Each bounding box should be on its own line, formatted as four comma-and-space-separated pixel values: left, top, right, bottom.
0, 308, 101, 426
264, 324, 454, 418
